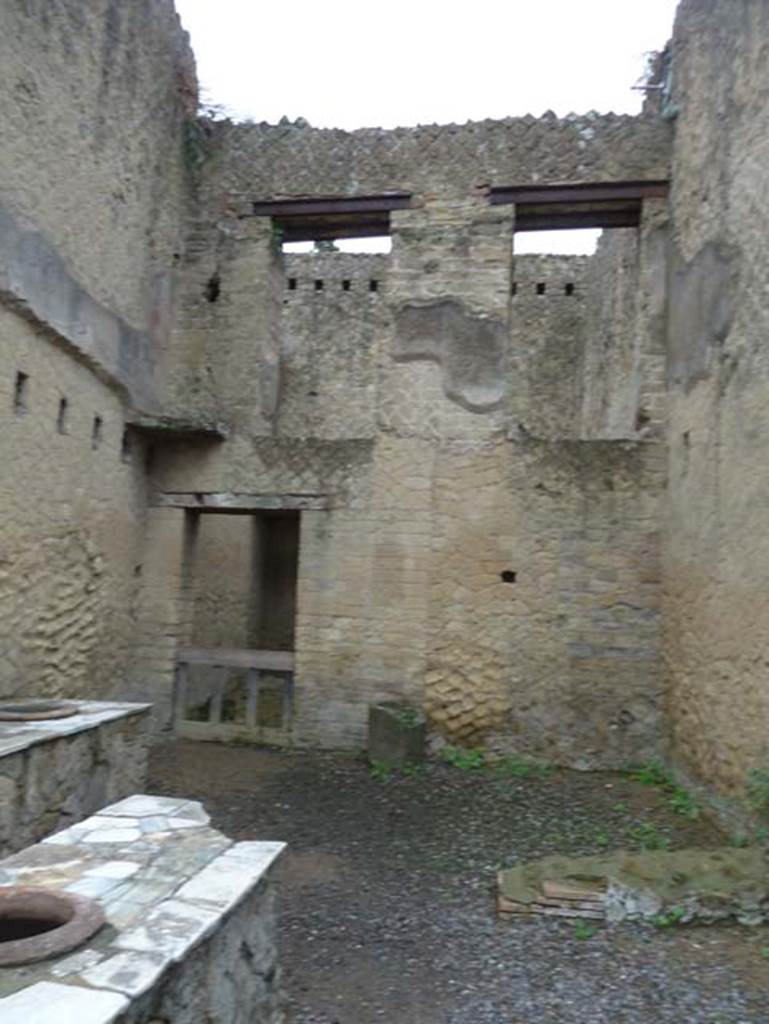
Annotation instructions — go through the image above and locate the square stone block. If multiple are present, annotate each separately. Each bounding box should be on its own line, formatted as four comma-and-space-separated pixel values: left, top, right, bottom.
368, 702, 426, 769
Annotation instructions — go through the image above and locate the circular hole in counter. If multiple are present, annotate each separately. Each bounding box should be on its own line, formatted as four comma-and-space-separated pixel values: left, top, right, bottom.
0, 887, 105, 966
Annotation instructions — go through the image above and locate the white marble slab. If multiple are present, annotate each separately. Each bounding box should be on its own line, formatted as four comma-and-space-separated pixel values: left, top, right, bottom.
0, 702, 151, 757
81, 949, 167, 998
0, 981, 128, 1024
113, 897, 219, 958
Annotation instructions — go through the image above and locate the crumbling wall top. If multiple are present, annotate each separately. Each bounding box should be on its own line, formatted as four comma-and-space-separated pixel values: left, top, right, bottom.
203, 111, 672, 201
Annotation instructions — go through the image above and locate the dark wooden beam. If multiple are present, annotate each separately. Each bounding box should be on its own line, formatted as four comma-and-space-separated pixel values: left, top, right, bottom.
127, 414, 228, 441
490, 180, 669, 232
152, 491, 331, 512
252, 193, 412, 217
177, 646, 295, 672
250, 193, 411, 242
489, 180, 669, 206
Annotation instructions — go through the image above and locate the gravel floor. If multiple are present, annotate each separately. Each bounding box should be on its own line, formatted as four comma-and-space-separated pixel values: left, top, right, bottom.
150, 741, 769, 1024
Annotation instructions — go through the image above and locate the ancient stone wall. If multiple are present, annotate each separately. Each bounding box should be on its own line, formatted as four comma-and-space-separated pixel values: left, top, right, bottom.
663, 0, 769, 795
509, 255, 589, 439
190, 516, 255, 649
0, 0, 673, 765
156, 196, 666, 766
580, 204, 669, 441
278, 253, 387, 440
0, 0, 196, 408
168, 108, 673, 421
201, 112, 671, 202
580, 230, 642, 435
0, 1, 197, 710
289, 437, 664, 766
425, 437, 666, 768
0, 309, 150, 703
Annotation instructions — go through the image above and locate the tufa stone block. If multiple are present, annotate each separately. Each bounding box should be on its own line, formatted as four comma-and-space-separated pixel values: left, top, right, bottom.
368, 702, 426, 769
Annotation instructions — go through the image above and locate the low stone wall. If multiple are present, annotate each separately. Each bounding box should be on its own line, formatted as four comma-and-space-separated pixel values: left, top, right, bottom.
0, 795, 285, 1023
0, 702, 151, 856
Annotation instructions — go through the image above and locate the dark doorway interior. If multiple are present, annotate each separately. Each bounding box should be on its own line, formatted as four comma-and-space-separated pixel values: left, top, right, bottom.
251, 511, 300, 651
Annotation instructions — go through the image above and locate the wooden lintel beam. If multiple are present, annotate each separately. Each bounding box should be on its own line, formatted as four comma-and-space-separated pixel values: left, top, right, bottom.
252, 193, 412, 218
153, 492, 331, 512
489, 180, 669, 206
177, 646, 295, 672
127, 415, 229, 441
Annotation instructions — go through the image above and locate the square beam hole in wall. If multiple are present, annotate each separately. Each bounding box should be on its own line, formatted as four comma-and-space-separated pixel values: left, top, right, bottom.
120, 428, 133, 463
56, 397, 69, 434
92, 415, 103, 449
13, 371, 28, 415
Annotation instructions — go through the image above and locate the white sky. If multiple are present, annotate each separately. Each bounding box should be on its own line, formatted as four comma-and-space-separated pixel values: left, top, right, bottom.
175, 0, 679, 254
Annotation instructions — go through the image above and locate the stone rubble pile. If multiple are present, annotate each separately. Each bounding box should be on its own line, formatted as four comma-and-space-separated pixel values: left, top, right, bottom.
497, 847, 769, 926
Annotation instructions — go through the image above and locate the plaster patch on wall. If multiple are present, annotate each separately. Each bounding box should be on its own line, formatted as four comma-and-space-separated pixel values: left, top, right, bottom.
0, 203, 155, 408
393, 299, 507, 412
667, 240, 739, 391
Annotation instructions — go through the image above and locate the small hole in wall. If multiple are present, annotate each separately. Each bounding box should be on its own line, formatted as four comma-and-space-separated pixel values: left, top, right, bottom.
205, 273, 221, 303
511, 282, 518, 296
287, 278, 297, 291
342, 279, 351, 291
536, 282, 546, 295
565, 282, 575, 296
314, 279, 324, 291
369, 280, 379, 293
91, 416, 103, 449
635, 407, 651, 431
56, 397, 69, 434
134, 564, 142, 576
683, 430, 690, 447
500, 570, 517, 583
13, 371, 28, 415
120, 428, 132, 463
